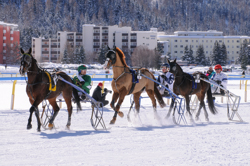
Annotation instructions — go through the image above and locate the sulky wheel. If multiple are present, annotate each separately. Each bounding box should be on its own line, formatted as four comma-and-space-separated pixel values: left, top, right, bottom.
172, 99, 187, 125
40, 100, 55, 129
90, 102, 107, 130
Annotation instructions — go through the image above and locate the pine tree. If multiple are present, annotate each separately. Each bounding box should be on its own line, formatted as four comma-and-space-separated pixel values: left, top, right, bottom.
220, 42, 228, 66
188, 45, 195, 64
182, 45, 189, 61
195, 45, 206, 66
211, 41, 221, 65
241, 52, 248, 70
98, 44, 108, 64
154, 48, 162, 70
78, 46, 86, 64
62, 49, 70, 64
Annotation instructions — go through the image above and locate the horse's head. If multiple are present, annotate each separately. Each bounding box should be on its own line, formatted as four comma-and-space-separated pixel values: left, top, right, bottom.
19, 48, 33, 75
103, 46, 117, 69
167, 59, 179, 75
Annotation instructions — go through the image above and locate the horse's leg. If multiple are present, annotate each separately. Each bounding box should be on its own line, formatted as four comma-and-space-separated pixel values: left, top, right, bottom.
133, 92, 142, 114
195, 95, 202, 121
110, 92, 119, 109
110, 92, 120, 124
110, 88, 127, 124
28, 99, 42, 132
64, 97, 73, 129
146, 89, 159, 119
195, 93, 209, 121
185, 95, 194, 122
48, 98, 60, 129
27, 98, 34, 129
166, 99, 175, 119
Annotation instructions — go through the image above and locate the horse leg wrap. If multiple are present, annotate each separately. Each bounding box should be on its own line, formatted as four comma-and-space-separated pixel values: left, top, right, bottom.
48, 111, 58, 128
110, 100, 115, 109
34, 106, 41, 132
115, 103, 124, 118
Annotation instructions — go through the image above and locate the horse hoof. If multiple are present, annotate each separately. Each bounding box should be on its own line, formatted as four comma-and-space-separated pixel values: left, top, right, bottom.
118, 111, 124, 118
37, 128, 41, 132
205, 118, 209, 122
110, 117, 116, 124
48, 123, 53, 129
66, 126, 70, 130
195, 116, 199, 121
27, 124, 32, 130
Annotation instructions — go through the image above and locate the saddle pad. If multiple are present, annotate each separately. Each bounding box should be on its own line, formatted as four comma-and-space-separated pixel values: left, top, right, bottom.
45, 71, 56, 91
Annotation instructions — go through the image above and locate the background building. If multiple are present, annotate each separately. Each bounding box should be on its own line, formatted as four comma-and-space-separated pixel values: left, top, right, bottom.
32, 24, 158, 63
157, 30, 250, 64
0, 21, 19, 64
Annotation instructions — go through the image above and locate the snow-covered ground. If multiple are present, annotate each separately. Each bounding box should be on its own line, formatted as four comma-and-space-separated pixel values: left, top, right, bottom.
1, 64, 250, 165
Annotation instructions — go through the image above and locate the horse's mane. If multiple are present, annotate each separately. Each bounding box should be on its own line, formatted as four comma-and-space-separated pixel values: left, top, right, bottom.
116, 47, 128, 67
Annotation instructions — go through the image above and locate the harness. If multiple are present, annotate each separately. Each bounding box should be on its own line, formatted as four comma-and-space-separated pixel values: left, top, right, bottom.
20, 53, 57, 100
112, 66, 139, 95
175, 74, 197, 95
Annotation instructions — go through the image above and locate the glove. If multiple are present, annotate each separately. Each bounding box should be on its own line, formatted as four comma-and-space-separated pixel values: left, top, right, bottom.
161, 75, 167, 80
104, 88, 112, 93
215, 80, 221, 85
80, 80, 85, 85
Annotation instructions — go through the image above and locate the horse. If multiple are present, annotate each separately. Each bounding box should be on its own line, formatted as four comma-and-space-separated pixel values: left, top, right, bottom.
19, 48, 81, 131
166, 59, 217, 122
103, 46, 166, 124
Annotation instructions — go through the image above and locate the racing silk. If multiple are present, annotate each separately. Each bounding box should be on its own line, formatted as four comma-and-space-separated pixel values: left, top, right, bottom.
73, 74, 92, 94
211, 72, 228, 92
157, 72, 174, 91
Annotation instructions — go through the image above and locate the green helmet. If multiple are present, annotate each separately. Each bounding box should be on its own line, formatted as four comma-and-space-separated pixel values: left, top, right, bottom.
78, 65, 87, 74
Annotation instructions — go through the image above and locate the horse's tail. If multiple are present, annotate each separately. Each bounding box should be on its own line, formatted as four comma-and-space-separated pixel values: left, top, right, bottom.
206, 85, 217, 114
72, 87, 82, 111
154, 82, 166, 108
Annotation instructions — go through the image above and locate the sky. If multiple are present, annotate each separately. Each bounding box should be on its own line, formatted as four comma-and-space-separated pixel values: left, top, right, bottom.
0, 64, 250, 166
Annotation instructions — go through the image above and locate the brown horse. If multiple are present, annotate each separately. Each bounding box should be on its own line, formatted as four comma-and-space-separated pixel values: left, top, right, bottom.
166, 59, 217, 122
104, 46, 166, 124
19, 48, 81, 131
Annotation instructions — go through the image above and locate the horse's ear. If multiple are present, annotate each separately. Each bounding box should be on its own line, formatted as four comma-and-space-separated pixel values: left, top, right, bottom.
113, 46, 116, 51
107, 46, 110, 50
167, 59, 170, 64
20, 48, 24, 54
173, 59, 176, 63
28, 48, 32, 54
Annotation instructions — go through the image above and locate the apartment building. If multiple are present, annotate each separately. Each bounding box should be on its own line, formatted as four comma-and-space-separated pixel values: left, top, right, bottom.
32, 24, 157, 63
157, 30, 250, 64
0, 21, 20, 64
82, 24, 157, 55
32, 31, 82, 63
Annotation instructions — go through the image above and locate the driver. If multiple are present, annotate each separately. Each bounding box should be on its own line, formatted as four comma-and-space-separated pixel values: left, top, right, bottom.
211, 64, 228, 95
73, 65, 92, 100
157, 63, 174, 97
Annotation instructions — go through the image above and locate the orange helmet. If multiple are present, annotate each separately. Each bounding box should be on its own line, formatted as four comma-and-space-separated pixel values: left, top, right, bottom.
214, 64, 222, 70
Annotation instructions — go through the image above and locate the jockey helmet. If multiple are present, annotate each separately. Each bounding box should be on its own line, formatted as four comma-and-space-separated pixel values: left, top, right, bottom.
214, 64, 222, 70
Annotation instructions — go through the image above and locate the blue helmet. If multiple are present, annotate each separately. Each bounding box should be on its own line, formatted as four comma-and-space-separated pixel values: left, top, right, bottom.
161, 63, 170, 68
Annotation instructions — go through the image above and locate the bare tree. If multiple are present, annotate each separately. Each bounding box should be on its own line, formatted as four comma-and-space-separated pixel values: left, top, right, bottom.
85, 51, 98, 64
131, 45, 155, 68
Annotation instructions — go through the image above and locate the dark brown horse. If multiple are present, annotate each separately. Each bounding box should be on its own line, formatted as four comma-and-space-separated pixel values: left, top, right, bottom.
19, 48, 81, 131
166, 59, 217, 122
103, 46, 166, 124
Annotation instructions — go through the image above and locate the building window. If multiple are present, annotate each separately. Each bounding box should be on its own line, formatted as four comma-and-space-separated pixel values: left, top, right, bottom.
237, 46, 240, 48
228, 40, 230, 43
11, 44, 13, 47
180, 51, 183, 53
94, 42, 100, 46
94, 30, 100, 33
232, 40, 234, 43
3, 43, 6, 46
185, 40, 188, 42
3, 36, 6, 40
3, 50, 6, 53
174, 40, 178, 42
174, 45, 178, 48
122, 42, 128, 46
180, 45, 183, 48
174, 51, 177, 53
219, 40, 222, 42
196, 40, 198, 42
237, 40, 240, 43
122, 36, 128, 39
131, 36, 136, 39
227, 51, 229, 54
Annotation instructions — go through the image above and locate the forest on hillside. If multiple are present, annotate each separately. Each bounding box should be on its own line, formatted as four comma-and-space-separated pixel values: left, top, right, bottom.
1, 0, 250, 50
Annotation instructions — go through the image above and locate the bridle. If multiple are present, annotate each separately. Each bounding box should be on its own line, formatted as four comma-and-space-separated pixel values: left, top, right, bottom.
20, 53, 32, 74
